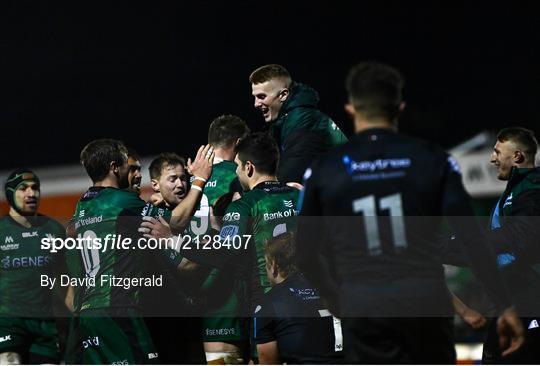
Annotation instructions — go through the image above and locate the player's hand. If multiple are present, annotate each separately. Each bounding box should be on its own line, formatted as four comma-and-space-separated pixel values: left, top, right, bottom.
187, 145, 214, 181
497, 307, 524, 357
461, 307, 487, 330
209, 206, 221, 231
139, 216, 172, 239
149, 192, 163, 206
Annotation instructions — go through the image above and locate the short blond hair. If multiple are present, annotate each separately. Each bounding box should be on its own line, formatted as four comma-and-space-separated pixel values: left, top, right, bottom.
249, 64, 292, 86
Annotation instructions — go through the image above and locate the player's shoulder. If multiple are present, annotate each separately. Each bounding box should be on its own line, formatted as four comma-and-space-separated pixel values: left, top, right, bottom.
322, 132, 449, 165
0, 215, 10, 228
254, 294, 277, 318
103, 188, 145, 209
36, 214, 65, 233
214, 160, 237, 173
225, 195, 254, 215
400, 134, 448, 157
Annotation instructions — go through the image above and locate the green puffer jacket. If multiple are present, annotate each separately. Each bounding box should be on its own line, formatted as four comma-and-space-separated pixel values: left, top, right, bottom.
270, 82, 348, 183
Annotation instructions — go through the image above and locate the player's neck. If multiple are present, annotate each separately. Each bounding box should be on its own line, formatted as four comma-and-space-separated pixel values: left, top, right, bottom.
354, 117, 397, 134
273, 273, 287, 285
213, 147, 235, 162
93, 176, 120, 189
249, 175, 278, 190
9, 208, 33, 228
515, 161, 536, 170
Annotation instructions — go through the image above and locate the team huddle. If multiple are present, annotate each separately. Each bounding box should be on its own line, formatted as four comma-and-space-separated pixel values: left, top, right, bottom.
0, 63, 539, 365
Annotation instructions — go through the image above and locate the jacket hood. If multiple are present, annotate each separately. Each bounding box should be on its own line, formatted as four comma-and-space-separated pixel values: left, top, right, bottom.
280, 82, 320, 116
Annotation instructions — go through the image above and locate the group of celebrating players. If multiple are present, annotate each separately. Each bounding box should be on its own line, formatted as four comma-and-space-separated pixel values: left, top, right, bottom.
1, 62, 539, 365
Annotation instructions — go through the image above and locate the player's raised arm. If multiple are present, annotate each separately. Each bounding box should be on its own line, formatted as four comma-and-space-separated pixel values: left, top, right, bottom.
168, 145, 214, 231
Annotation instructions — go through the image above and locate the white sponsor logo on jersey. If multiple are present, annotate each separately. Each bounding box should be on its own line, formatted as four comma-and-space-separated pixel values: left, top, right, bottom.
22, 231, 38, 238
82, 336, 100, 349
0, 335, 12, 342
0, 244, 19, 251
4, 237, 14, 244
112, 360, 128, 365
503, 193, 513, 208
79, 210, 85, 218
223, 212, 240, 221
283, 200, 294, 208
148, 353, 159, 360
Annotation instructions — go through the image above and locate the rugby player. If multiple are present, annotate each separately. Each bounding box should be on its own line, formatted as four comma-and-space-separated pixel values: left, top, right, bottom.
250, 64, 347, 183
196, 115, 249, 365
297, 62, 523, 363
141, 152, 208, 364
127, 148, 143, 195
254, 233, 344, 364
66, 139, 213, 364
0, 169, 66, 364
141, 116, 251, 364
163, 132, 300, 362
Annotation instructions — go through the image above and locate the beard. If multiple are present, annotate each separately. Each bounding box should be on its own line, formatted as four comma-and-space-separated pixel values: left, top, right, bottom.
117, 171, 130, 189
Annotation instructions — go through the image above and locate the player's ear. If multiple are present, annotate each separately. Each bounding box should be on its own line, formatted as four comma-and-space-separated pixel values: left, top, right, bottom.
514, 150, 525, 164
398, 101, 406, 113
247, 161, 254, 177
279, 88, 289, 102
110, 161, 118, 173
150, 179, 160, 192
345, 102, 355, 118
271, 260, 279, 279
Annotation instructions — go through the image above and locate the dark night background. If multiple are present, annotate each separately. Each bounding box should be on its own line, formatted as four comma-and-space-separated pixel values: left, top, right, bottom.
1, 2, 539, 170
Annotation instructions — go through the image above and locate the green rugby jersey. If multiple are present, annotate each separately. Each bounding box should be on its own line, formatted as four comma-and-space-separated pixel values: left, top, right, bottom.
188, 160, 238, 236
187, 160, 240, 314
220, 181, 299, 310
72, 187, 147, 311
0, 215, 65, 317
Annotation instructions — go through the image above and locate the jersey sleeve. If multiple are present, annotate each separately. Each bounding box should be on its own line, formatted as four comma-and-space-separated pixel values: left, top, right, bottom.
296, 160, 339, 310
254, 299, 278, 344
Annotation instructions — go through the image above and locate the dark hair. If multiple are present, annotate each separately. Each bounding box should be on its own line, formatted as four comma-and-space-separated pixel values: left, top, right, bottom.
345, 62, 404, 121
208, 115, 250, 148
80, 139, 128, 183
249, 64, 292, 86
497, 127, 538, 161
149, 152, 186, 180
264, 233, 298, 278
127, 148, 141, 161
236, 132, 279, 176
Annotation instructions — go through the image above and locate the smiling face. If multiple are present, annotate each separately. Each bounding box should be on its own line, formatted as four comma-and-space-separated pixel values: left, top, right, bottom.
490, 140, 519, 180
251, 79, 289, 123
154, 164, 187, 208
13, 181, 40, 215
